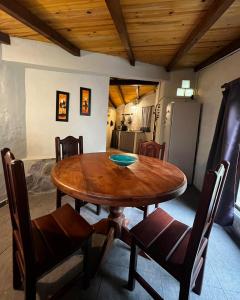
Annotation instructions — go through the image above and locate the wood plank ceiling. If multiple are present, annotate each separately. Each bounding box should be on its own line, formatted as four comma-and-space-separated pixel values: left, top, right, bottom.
0, 0, 239, 70
109, 83, 157, 108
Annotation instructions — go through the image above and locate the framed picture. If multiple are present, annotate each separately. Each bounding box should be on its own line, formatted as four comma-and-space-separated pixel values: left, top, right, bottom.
56, 91, 69, 122
80, 87, 91, 116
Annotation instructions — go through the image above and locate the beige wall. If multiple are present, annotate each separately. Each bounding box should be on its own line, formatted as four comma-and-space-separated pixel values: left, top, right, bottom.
194, 50, 240, 190
25, 68, 109, 158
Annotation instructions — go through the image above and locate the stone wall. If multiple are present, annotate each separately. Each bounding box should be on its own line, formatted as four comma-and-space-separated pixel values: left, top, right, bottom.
24, 159, 56, 194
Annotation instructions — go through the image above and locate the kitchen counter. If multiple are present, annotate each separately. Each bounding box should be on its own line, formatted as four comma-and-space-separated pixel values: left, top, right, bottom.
111, 130, 147, 153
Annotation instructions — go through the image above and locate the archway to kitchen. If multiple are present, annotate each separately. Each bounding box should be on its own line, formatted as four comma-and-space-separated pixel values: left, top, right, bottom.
106, 78, 159, 153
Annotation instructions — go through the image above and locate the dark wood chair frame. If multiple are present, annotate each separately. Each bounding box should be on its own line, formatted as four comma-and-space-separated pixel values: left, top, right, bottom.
138, 141, 166, 219
1, 148, 93, 300
128, 160, 229, 300
55, 136, 101, 215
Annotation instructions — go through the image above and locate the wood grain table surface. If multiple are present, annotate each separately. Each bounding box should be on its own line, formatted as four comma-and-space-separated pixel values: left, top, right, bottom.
51, 152, 187, 208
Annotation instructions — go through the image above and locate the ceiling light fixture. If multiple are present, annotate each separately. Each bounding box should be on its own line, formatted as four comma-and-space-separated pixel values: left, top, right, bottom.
176, 80, 194, 98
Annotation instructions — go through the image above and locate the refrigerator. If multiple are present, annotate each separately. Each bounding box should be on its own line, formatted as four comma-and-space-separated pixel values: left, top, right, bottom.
163, 101, 201, 184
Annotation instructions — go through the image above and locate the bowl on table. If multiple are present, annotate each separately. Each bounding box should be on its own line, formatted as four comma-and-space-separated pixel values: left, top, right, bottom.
109, 154, 137, 167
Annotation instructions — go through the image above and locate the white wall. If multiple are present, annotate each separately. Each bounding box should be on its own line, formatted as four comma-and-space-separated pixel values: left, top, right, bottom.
0, 59, 26, 201
25, 68, 109, 158
2, 38, 168, 81
194, 50, 240, 190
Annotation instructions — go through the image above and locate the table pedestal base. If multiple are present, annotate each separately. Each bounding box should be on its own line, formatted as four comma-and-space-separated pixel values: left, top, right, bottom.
94, 206, 130, 241
93, 205, 148, 275
108, 206, 129, 237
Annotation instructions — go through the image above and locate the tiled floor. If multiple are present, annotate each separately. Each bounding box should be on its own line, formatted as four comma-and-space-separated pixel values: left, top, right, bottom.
0, 187, 240, 300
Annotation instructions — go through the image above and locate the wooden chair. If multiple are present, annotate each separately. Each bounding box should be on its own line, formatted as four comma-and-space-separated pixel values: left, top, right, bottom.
128, 160, 229, 300
139, 141, 165, 160
138, 141, 165, 219
1, 148, 94, 300
55, 136, 101, 215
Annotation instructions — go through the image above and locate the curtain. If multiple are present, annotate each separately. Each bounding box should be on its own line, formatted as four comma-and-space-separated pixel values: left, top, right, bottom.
140, 106, 153, 132
206, 78, 240, 226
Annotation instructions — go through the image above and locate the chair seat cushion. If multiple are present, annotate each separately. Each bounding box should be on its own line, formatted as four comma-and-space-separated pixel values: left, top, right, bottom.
131, 208, 191, 277
32, 203, 93, 277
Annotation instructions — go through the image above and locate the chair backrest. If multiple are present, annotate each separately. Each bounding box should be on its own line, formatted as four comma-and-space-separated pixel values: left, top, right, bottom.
55, 136, 83, 162
184, 160, 230, 272
139, 141, 165, 160
1, 148, 34, 275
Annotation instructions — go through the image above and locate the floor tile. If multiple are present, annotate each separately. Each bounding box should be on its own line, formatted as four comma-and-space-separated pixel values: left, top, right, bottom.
225, 291, 240, 300
98, 263, 157, 300
190, 286, 227, 300
1, 187, 240, 300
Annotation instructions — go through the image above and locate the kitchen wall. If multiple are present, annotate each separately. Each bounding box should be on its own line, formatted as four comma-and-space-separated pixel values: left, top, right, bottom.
116, 92, 156, 132
194, 50, 240, 190
0, 59, 26, 201
106, 107, 116, 149
25, 68, 109, 158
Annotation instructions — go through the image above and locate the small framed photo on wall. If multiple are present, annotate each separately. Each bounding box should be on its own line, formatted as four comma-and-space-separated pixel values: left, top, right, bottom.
80, 87, 91, 116
56, 91, 69, 122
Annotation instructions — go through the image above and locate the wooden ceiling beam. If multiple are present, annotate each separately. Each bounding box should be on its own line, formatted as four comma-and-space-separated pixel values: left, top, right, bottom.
167, 0, 235, 71
118, 86, 126, 105
105, 0, 135, 66
109, 96, 116, 109
195, 37, 240, 71
110, 78, 158, 86
136, 85, 139, 100
0, 31, 10, 44
128, 89, 155, 103
0, 0, 80, 56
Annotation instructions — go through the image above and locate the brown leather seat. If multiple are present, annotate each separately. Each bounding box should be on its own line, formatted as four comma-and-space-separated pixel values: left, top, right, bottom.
137, 141, 165, 219
128, 161, 229, 300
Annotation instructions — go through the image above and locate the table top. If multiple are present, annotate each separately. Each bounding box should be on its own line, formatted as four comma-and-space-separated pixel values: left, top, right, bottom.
51, 152, 187, 207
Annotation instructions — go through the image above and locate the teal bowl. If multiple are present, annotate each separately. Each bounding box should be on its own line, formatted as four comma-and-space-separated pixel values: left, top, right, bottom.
109, 154, 137, 167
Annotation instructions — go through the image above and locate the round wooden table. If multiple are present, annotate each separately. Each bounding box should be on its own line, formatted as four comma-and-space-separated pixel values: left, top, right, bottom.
51, 152, 187, 240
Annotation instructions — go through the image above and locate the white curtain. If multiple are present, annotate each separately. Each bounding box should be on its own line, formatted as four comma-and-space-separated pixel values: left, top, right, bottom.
140, 106, 153, 132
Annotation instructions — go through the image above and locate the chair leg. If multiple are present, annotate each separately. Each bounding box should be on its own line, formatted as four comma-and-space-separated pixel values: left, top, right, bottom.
192, 264, 205, 295
75, 199, 81, 214
193, 250, 207, 295
56, 189, 62, 209
143, 206, 149, 219
96, 204, 101, 215
24, 277, 36, 300
179, 281, 190, 300
13, 240, 22, 290
128, 242, 138, 291
155, 203, 159, 209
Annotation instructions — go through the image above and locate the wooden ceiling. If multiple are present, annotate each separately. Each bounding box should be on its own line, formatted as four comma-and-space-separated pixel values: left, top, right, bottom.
0, 1, 239, 70
109, 82, 157, 108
